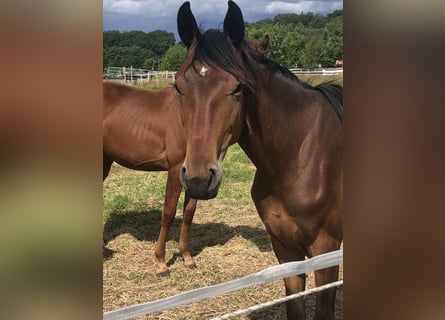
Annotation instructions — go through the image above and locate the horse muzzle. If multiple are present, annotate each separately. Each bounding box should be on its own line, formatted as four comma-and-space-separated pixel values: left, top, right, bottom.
180, 164, 222, 200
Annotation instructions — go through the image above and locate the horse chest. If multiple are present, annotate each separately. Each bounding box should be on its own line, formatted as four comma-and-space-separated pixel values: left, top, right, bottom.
261, 210, 312, 250
255, 190, 319, 245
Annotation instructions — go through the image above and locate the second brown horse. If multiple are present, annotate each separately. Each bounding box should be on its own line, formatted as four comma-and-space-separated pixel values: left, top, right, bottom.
103, 82, 196, 276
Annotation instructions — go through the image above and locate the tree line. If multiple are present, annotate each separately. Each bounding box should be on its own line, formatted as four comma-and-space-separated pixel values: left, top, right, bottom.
103, 10, 343, 71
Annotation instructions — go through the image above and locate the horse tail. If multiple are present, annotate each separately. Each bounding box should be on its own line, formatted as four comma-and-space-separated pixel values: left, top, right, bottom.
315, 82, 343, 124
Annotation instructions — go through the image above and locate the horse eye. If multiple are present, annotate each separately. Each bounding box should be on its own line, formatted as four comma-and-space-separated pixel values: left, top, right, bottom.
173, 83, 183, 96
231, 82, 243, 96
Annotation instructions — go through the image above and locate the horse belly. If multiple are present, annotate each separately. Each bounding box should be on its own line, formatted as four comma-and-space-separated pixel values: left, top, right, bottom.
103, 132, 169, 171
118, 153, 169, 171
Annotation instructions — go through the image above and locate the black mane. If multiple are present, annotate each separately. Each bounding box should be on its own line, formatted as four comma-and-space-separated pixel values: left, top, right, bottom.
188, 29, 309, 88
188, 29, 343, 122
315, 82, 343, 123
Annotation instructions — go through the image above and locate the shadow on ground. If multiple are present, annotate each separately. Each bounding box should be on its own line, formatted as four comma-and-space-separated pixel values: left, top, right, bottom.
103, 208, 272, 260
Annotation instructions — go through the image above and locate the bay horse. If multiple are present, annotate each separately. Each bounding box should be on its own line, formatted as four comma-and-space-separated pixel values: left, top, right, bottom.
103, 82, 197, 276
175, 2, 343, 319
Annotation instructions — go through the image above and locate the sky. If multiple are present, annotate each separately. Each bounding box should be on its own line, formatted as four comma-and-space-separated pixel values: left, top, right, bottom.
103, 0, 343, 41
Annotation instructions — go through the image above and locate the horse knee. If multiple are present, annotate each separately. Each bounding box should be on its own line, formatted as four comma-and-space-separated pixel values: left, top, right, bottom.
161, 206, 176, 225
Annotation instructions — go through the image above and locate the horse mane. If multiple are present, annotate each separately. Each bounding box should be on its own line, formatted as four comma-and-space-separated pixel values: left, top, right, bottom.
188, 29, 343, 122
250, 47, 344, 123
255, 55, 343, 123
314, 82, 343, 123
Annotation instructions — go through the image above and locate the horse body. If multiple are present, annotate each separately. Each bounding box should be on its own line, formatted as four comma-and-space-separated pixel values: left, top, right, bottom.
103, 81, 197, 276
239, 68, 343, 319
176, 1, 343, 319
103, 83, 177, 170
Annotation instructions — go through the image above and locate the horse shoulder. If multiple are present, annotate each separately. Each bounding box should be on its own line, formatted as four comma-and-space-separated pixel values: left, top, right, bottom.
283, 127, 338, 215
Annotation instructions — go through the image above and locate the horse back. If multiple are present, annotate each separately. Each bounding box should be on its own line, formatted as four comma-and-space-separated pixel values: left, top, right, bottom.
103, 82, 184, 170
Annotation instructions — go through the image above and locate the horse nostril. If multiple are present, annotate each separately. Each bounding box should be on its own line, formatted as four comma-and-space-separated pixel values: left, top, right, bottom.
208, 167, 216, 178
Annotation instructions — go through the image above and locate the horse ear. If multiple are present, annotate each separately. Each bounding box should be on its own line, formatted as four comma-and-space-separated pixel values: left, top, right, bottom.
223, 0, 245, 48
260, 35, 270, 52
245, 112, 253, 136
177, 1, 200, 48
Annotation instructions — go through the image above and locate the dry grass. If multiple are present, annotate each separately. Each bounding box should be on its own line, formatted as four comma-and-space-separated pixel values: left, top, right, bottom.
297, 74, 343, 86
103, 75, 343, 319
103, 149, 343, 319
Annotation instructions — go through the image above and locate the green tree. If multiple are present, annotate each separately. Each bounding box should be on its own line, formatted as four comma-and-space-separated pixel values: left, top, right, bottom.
103, 30, 121, 48
321, 15, 343, 66
103, 46, 152, 68
307, 15, 327, 29
103, 9, 342, 70
270, 23, 306, 68
103, 30, 175, 68
246, 9, 343, 68
160, 44, 187, 70
327, 10, 343, 19
300, 31, 324, 68
146, 30, 176, 57
246, 23, 305, 68
143, 57, 157, 70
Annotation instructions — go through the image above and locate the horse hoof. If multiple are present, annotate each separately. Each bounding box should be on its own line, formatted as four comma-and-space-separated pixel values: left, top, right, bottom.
186, 263, 197, 270
157, 270, 171, 278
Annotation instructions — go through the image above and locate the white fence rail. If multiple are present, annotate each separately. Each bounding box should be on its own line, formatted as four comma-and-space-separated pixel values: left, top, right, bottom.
103, 250, 343, 320
290, 67, 343, 75
211, 280, 343, 320
103, 67, 343, 83
103, 67, 176, 83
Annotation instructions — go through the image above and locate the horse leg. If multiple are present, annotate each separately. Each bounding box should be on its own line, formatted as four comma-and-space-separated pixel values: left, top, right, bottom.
102, 154, 113, 251
310, 232, 342, 320
154, 167, 182, 277
251, 174, 306, 320
270, 237, 307, 320
284, 276, 306, 320
103, 154, 113, 181
178, 192, 197, 269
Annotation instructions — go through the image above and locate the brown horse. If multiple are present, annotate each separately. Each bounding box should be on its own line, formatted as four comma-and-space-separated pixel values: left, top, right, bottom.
103, 82, 197, 276
175, 2, 343, 319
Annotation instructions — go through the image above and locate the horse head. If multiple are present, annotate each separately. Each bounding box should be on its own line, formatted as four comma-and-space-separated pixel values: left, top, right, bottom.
176, 1, 253, 200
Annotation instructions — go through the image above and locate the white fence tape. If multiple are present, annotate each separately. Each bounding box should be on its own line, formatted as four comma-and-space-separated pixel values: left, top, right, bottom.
211, 280, 343, 320
103, 250, 343, 320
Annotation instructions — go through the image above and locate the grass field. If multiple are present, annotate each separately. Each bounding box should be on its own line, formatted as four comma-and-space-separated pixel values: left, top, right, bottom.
103, 74, 343, 319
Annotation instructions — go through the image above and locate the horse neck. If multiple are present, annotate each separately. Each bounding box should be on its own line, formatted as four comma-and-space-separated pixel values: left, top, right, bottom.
239, 71, 312, 175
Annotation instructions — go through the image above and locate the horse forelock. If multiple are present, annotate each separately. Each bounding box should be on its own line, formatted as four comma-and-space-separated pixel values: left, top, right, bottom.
183, 30, 256, 89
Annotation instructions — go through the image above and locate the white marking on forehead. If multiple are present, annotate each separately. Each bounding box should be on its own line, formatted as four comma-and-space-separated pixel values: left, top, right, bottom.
199, 66, 208, 77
